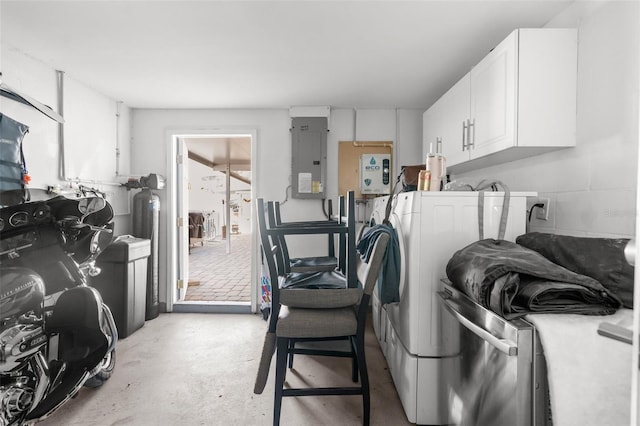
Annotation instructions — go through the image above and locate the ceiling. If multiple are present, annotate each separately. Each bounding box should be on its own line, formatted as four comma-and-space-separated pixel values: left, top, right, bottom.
182, 136, 252, 180
3, 0, 574, 178
1, 0, 573, 111
184, 136, 251, 169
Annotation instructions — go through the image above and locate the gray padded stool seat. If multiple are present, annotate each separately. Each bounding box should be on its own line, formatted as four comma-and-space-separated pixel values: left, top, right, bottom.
276, 305, 358, 338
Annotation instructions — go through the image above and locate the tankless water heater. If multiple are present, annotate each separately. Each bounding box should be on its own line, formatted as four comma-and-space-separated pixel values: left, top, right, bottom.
360, 153, 391, 194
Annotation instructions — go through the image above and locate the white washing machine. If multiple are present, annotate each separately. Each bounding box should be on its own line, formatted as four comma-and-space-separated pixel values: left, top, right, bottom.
370, 190, 534, 425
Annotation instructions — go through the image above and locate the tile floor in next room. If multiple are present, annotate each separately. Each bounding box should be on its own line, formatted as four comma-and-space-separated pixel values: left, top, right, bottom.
186, 232, 252, 303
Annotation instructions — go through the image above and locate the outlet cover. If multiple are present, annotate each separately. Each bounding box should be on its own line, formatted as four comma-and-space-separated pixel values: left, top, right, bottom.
536, 198, 550, 221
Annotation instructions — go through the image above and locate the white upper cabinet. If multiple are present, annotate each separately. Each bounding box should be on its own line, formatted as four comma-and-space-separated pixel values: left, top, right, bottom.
422, 73, 470, 164
422, 95, 442, 160
469, 30, 518, 160
440, 73, 470, 166
423, 28, 577, 173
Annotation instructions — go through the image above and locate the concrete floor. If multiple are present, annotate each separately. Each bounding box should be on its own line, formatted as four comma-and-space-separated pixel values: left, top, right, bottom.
38, 312, 412, 426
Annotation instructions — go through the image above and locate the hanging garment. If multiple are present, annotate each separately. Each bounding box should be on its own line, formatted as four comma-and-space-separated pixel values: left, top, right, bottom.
0, 113, 29, 206
357, 223, 400, 304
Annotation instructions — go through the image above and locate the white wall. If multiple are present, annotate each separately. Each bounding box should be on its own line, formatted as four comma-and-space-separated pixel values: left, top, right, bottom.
131, 107, 422, 306
1, 47, 134, 233
450, 1, 639, 238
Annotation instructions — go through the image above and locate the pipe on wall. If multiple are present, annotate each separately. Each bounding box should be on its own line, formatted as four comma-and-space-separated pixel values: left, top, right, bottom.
352, 107, 357, 142
115, 101, 122, 176
56, 70, 65, 181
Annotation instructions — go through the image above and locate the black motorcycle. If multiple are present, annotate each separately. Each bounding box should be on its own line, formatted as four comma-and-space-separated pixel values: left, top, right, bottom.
0, 189, 118, 425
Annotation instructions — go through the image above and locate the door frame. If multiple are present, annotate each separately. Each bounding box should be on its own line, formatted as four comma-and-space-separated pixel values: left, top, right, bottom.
165, 127, 259, 313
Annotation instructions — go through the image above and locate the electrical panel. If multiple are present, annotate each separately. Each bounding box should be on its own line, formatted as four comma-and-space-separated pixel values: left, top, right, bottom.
360, 153, 391, 194
291, 117, 327, 199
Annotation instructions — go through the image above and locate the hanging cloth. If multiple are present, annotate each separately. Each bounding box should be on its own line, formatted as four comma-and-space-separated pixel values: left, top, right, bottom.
357, 223, 401, 304
0, 113, 30, 206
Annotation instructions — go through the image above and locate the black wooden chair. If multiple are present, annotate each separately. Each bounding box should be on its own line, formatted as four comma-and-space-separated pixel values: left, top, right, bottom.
254, 192, 388, 426
266, 192, 357, 287
267, 199, 339, 274
254, 195, 357, 396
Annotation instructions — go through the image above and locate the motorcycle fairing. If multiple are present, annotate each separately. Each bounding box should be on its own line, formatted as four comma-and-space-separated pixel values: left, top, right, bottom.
23, 360, 90, 422
46, 286, 108, 369
46, 195, 114, 226
6, 228, 85, 296
24, 288, 115, 422
0, 267, 45, 320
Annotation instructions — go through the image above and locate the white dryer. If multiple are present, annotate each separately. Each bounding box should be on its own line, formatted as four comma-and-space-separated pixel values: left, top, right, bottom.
371, 190, 534, 425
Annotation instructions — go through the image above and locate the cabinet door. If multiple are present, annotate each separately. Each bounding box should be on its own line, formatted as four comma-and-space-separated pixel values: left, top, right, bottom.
440, 73, 471, 167
470, 30, 518, 159
422, 100, 442, 161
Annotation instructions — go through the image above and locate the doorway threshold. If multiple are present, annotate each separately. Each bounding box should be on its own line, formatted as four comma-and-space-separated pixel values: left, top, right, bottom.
173, 301, 251, 314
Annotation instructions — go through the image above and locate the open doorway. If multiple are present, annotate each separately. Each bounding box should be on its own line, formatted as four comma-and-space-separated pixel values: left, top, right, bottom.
169, 131, 257, 314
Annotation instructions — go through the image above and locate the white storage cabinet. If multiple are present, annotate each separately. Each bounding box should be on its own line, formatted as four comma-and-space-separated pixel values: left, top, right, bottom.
423, 28, 577, 173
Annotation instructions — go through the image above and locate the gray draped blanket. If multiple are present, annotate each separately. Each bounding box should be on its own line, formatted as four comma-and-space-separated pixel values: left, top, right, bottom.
446, 239, 621, 319
357, 224, 400, 304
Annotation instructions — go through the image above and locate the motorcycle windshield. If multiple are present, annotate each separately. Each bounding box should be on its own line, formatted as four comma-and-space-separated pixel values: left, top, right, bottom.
1, 189, 114, 257
1, 188, 114, 224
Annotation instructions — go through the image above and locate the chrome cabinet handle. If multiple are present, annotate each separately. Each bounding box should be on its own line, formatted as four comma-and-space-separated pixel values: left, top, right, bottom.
468, 118, 475, 148
439, 293, 518, 356
462, 120, 468, 151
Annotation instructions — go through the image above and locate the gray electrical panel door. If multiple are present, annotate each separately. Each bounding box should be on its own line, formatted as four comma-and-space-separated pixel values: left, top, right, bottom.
291, 117, 327, 199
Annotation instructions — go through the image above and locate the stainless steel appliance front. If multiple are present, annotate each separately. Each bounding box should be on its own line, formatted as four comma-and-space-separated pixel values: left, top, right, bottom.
439, 282, 550, 426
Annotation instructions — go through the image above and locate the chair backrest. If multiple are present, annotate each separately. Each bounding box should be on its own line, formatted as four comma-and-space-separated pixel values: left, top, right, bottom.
356, 232, 389, 297
342, 191, 357, 287
260, 192, 357, 287
273, 199, 333, 226
355, 231, 389, 331
256, 198, 282, 309
272, 199, 338, 264
266, 201, 289, 275
266, 199, 340, 275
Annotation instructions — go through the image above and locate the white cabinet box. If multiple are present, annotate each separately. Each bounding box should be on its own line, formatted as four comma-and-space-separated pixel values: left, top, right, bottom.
423, 28, 577, 173
422, 73, 471, 166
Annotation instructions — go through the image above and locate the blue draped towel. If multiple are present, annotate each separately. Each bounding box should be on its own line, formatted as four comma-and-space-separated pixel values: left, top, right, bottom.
357, 223, 400, 304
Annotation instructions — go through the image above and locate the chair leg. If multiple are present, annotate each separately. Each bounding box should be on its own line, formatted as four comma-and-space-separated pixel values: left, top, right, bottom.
355, 334, 370, 426
288, 339, 295, 369
273, 337, 289, 426
350, 336, 359, 383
